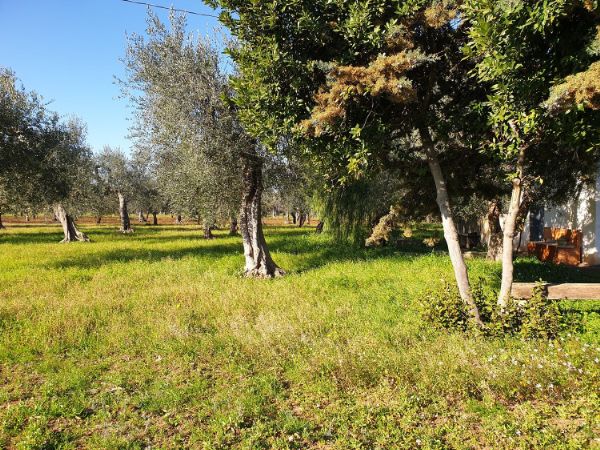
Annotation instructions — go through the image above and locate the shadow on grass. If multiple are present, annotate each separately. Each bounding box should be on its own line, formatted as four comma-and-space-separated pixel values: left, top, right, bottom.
6, 224, 598, 284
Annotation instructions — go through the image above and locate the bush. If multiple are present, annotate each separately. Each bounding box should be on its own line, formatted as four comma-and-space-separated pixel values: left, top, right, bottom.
520, 283, 561, 340
422, 279, 562, 339
422, 281, 468, 331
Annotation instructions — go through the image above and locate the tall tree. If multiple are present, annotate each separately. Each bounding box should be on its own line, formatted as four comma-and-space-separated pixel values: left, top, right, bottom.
464, 0, 600, 306
0, 68, 92, 242
207, 0, 490, 324
121, 12, 283, 275
96, 147, 135, 233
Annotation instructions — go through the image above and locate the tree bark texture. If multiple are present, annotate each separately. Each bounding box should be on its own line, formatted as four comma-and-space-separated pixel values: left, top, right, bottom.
152, 212, 158, 225
0, 213, 4, 229
315, 221, 324, 234
203, 222, 214, 239
421, 128, 482, 327
498, 150, 526, 308
239, 153, 284, 278
297, 211, 306, 227
174, 214, 182, 225
53, 203, 89, 242
118, 192, 133, 233
229, 217, 238, 235
486, 199, 503, 261
138, 211, 147, 223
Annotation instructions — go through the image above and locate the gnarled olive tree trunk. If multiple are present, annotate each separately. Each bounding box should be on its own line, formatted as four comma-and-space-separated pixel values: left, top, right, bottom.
421, 128, 482, 327
486, 199, 503, 261
229, 216, 238, 235
118, 192, 133, 233
0, 212, 4, 229
138, 211, 147, 223
297, 210, 306, 227
151, 211, 158, 225
240, 153, 284, 278
174, 214, 182, 225
203, 221, 214, 239
315, 221, 324, 234
53, 203, 89, 243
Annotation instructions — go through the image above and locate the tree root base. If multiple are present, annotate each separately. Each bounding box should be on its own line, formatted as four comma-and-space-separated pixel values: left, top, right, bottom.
244, 267, 286, 278
59, 236, 90, 243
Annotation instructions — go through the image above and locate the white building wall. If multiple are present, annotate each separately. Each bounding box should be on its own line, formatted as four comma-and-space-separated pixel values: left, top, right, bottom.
543, 168, 599, 265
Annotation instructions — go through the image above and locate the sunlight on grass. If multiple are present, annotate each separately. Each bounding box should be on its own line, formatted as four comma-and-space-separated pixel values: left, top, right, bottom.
0, 225, 598, 448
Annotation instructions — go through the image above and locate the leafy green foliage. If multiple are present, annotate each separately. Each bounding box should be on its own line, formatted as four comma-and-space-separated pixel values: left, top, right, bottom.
423, 279, 563, 340
521, 283, 561, 340
423, 280, 469, 331
0, 68, 93, 215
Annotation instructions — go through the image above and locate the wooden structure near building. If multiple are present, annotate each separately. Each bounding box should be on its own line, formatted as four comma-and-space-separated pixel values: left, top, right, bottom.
512, 282, 600, 300
527, 227, 583, 266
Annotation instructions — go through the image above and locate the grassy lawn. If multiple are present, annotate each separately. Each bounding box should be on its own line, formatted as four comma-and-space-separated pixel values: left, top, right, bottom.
0, 224, 598, 448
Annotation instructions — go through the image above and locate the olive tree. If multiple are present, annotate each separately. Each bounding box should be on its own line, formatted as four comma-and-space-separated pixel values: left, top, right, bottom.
121, 12, 283, 275
95, 146, 135, 233
1, 68, 92, 241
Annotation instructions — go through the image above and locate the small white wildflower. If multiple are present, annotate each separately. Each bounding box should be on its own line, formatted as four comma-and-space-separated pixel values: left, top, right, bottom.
578, 368, 583, 374
535, 383, 542, 389
416, 439, 422, 446
537, 364, 543, 369
548, 383, 554, 389
516, 430, 521, 436
594, 358, 599, 364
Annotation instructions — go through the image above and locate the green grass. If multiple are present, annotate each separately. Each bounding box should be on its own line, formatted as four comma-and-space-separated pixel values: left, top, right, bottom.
0, 224, 598, 449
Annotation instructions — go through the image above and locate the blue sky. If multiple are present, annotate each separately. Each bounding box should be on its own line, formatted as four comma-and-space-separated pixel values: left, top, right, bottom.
0, 0, 223, 154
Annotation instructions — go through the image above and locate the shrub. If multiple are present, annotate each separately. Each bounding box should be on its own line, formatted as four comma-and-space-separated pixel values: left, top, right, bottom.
520, 283, 561, 340
422, 281, 468, 331
422, 280, 562, 340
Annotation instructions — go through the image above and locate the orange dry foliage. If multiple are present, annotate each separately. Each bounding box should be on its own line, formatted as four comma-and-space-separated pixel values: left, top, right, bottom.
548, 60, 600, 112
299, 52, 421, 136
423, 3, 457, 28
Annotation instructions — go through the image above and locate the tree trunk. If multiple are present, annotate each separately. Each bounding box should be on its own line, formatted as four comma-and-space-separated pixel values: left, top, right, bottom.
291, 211, 297, 224
486, 199, 503, 261
96, 215, 102, 225
174, 214, 182, 225
239, 152, 284, 278
118, 192, 133, 233
138, 211, 147, 223
152, 212, 158, 226
498, 150, 525, 308
315, 221, 324, 234
297, 211, 306, 227
204, 221, 214, 239
53, 204, 90, 243
229, 217, 238, 235
0, 213, 5, 229
421, 128, 482, 327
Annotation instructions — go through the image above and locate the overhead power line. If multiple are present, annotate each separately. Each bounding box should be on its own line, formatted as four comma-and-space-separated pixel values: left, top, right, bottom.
120, 0, 219, 18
